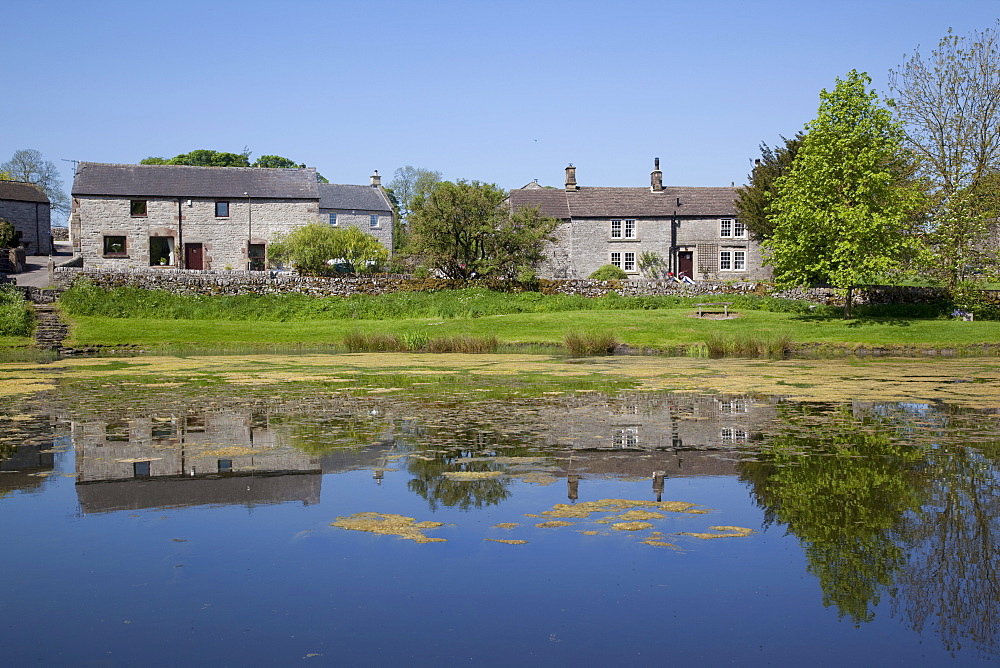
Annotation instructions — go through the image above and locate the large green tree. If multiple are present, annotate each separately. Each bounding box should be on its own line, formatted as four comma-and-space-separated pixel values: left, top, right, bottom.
141, 148, 251, 167
269, 224, 388, 275
889, 24, 1000, 288
141, 149, 328, 181
764, 70, 926, 316
406, 180, 559, 281
735, 134, 803, 241
1, 149, 70, 215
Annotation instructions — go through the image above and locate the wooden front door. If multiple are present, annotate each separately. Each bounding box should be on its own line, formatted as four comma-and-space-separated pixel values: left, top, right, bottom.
678, 251, 693, 277
185, 243, 204, 270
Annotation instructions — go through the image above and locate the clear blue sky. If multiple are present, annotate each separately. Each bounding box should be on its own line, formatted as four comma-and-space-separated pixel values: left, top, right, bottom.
6, 0, 999, 222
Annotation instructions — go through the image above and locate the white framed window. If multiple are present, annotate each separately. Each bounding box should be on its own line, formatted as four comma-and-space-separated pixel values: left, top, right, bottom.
720, 218, 746, 238
610, 219, 622, 238
613, 427, 639, 448
370, 214, 379, 228
611, 252, 622, 268
721, 428, 748, 443
624, 219, 636, 238
720, 250, 746, 271
329, 213, 338, 226
623, 252, 636, 272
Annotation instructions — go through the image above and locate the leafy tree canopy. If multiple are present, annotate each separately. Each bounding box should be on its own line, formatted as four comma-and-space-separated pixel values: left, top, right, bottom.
141, 149, 251, 167
269, 224, 388, 276
735, 134, 803, 241
141, 149, 328, 181
764, 70, 926, 315
389, 166, 442, 220
406, 180, 559, 281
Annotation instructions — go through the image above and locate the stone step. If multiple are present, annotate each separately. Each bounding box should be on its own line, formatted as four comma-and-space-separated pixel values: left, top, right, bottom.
32, 304, 69, 350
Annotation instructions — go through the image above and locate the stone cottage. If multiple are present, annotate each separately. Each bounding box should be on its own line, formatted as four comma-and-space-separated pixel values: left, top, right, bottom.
509, 161, 770, 281
70, 163, 393, 270
318, 171, 394, 251
0, 180, 51, 254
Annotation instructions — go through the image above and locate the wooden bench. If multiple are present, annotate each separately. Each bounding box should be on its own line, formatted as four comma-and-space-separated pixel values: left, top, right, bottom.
695, 302, 733, 317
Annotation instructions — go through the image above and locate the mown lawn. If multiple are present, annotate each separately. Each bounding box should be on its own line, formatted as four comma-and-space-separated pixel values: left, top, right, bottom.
64, 308, 1000, 351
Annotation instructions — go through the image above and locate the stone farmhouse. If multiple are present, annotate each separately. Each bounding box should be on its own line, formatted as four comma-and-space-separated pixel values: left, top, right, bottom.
0, 180, 52, 254
70, 163, 393, 270
509, 161, 770, 281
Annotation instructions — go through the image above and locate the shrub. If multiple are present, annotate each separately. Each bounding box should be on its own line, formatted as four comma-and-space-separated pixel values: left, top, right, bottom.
269, 224, 388, 275
589, 264, 628, 281
0, 284, 33, 336
564, 330, 619, 356
0, 219, 17, 248
704, 332, 791, 359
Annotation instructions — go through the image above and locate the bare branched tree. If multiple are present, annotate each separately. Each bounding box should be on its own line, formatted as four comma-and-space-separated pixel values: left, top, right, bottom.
1, 149, 70, 216
888, 24, 1000, 287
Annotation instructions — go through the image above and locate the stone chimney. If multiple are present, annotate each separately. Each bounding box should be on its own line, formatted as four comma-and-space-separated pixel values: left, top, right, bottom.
651, 157, 663, 192
565, 164, 578, 191
370, 170, 381, 188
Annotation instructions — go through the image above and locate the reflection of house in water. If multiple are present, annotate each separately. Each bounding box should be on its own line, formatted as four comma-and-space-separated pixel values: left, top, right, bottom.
73, 410, 321, 514
537, 392, 774, 453
531, 393, 776, 501
0, 441, 57, 497
0, 412, 59, 497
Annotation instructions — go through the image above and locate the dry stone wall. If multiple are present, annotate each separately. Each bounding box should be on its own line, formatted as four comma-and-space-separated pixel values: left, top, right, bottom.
51, 266, 959, 306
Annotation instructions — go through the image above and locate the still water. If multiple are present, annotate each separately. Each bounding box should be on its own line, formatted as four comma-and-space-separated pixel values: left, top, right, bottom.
2, 357, 999, 665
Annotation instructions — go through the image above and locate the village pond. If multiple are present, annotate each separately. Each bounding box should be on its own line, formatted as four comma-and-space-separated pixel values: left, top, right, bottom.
2, 354, 1000, 664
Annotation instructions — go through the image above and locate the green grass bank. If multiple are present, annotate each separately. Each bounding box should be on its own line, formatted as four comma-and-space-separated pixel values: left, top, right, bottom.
39, 283, 1000, 357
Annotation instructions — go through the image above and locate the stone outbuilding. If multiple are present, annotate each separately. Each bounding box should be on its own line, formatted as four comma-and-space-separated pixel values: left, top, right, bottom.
509, 161, 770, 281
318, 170, 394, 251
0, 180, 51, 254
69, 163, 394, 271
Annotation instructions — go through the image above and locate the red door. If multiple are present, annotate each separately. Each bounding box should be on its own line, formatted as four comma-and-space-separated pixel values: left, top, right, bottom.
678, 251, 693, 277
185, 243, 203, 270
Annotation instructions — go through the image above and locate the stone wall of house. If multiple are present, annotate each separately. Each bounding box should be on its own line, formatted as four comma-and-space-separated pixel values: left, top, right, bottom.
0, 198, 51, 254
320, 209, 394, 253
75, 196, 319, 271
540, 216, 771, 281
51, 265, 964, 306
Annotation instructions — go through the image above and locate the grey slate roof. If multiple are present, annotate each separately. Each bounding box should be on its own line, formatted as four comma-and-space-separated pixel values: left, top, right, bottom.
72, 162, 319, 199
318, 183, 392, 213
509, 185, 738, 218
0, 180, 49, 204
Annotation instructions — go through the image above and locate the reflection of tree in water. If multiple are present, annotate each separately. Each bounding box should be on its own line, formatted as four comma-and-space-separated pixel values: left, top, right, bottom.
741, 402, 1000, 654
407, 453, 512, 511
740, 404, 924, 624
889, 409, 1000, 655
404, 420, 545, 512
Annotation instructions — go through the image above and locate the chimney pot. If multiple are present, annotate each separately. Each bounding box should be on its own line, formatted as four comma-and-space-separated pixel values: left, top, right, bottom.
565, 164, 578, 191
651, 157, 664, 192
371, 170, 381, 188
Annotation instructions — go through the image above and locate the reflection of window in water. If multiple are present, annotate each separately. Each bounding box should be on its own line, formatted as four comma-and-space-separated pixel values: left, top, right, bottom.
613, 427, 639, 448
218, 459, 233, 473
720, 428, 748, 443
718, 398, 749, 414
613, 404, 639, 415
185, 416, 205, 433
151, 419, 176, 441
106, 421, 130, 442
133, 461, 150, 478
